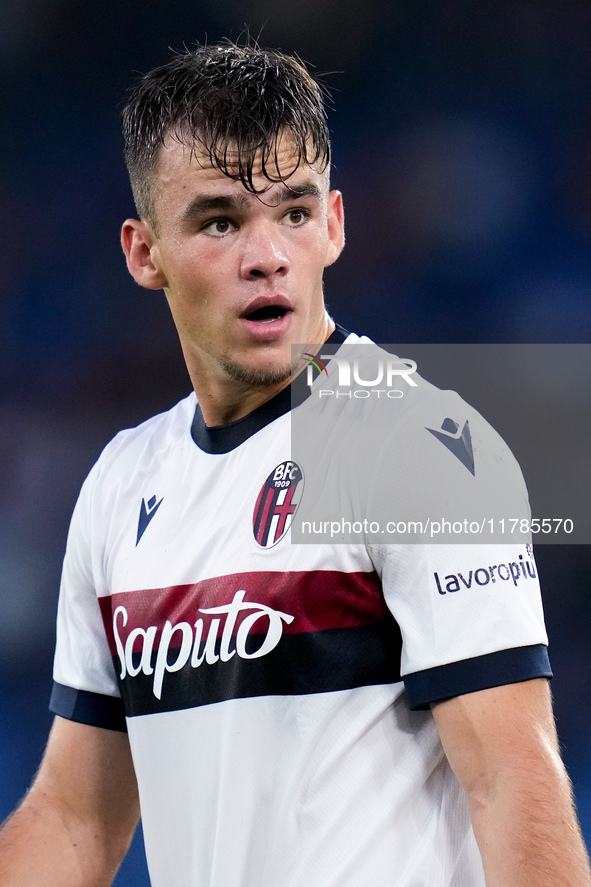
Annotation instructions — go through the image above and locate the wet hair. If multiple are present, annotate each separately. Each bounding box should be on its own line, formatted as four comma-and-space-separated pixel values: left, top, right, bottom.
122, 41, 331, 229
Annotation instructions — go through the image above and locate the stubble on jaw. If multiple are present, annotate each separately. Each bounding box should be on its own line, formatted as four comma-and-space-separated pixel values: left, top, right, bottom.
217, 356, 294, 388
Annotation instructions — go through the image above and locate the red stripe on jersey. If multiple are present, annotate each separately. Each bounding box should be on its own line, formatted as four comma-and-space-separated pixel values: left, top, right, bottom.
98, 570, 388, 655
255, 486, 276, 546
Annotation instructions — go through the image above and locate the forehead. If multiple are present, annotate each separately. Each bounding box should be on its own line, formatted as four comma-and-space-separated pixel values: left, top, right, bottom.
152, 134, 329, 210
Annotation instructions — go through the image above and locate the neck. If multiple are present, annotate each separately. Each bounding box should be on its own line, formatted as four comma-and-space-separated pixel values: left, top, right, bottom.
188, 314, 335, 427
194, 377, 293, 427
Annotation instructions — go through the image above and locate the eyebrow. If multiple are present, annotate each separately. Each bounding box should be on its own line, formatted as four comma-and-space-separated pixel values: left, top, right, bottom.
181, 182, 323, 225
278, 182, 323, 201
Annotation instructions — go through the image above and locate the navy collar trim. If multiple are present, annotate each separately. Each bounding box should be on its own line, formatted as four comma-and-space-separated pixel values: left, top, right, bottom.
191, 324, 350, 454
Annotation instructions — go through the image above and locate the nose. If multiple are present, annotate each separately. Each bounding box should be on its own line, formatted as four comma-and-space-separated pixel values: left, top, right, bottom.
240, 221, 290, 280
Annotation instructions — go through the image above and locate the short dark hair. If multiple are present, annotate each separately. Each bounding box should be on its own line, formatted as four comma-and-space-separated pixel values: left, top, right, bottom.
122, 42, 331, 229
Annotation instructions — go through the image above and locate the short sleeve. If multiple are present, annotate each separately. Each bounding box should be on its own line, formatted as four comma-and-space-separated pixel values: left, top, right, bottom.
50, 462, 126, 731
367, 390, 551, 709
371, 541, 550, 709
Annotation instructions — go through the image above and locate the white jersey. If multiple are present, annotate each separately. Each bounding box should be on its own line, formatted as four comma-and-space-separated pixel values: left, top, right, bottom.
51, 327, 551, 887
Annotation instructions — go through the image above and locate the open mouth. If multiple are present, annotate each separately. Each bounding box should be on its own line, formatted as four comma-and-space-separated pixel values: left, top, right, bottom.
242, 304, 290, 324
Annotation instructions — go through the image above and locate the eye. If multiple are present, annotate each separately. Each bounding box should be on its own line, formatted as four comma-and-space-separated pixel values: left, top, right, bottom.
284, 208, 310, 226
203, 218, 235, 236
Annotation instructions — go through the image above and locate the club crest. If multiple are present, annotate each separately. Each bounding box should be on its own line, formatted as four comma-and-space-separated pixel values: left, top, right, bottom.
253, 461, 304, 548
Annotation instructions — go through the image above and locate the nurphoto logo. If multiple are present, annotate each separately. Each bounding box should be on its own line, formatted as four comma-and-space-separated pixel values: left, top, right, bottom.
305, 352, 418, 399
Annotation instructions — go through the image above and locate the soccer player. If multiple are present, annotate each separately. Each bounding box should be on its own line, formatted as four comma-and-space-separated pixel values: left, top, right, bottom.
0, 42, 589, 887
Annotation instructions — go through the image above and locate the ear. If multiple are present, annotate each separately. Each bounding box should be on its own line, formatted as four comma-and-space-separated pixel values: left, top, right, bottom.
324, 190, 345, 267
121, 219, 169, 290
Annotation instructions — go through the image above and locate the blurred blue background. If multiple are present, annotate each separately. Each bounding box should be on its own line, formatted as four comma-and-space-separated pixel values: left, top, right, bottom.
1, 1, 590, 882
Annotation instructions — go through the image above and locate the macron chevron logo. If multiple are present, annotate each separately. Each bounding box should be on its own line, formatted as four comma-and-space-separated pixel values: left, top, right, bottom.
426, 418, 475, 476
136, 495, 163, 546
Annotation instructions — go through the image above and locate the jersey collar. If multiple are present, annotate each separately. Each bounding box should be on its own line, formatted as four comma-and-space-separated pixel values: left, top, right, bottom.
191, 324, 350, 454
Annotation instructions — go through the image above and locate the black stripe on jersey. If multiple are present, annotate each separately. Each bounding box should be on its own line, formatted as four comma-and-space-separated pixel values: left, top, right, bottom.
191, 324, 350, 454
115, 622, 403, 717
404, 643, 552, 711
50, 681, 127, 732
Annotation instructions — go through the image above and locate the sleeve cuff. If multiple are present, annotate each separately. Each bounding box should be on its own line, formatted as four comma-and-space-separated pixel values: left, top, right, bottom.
49, 681, 127, 732
404, 644, 552, 711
